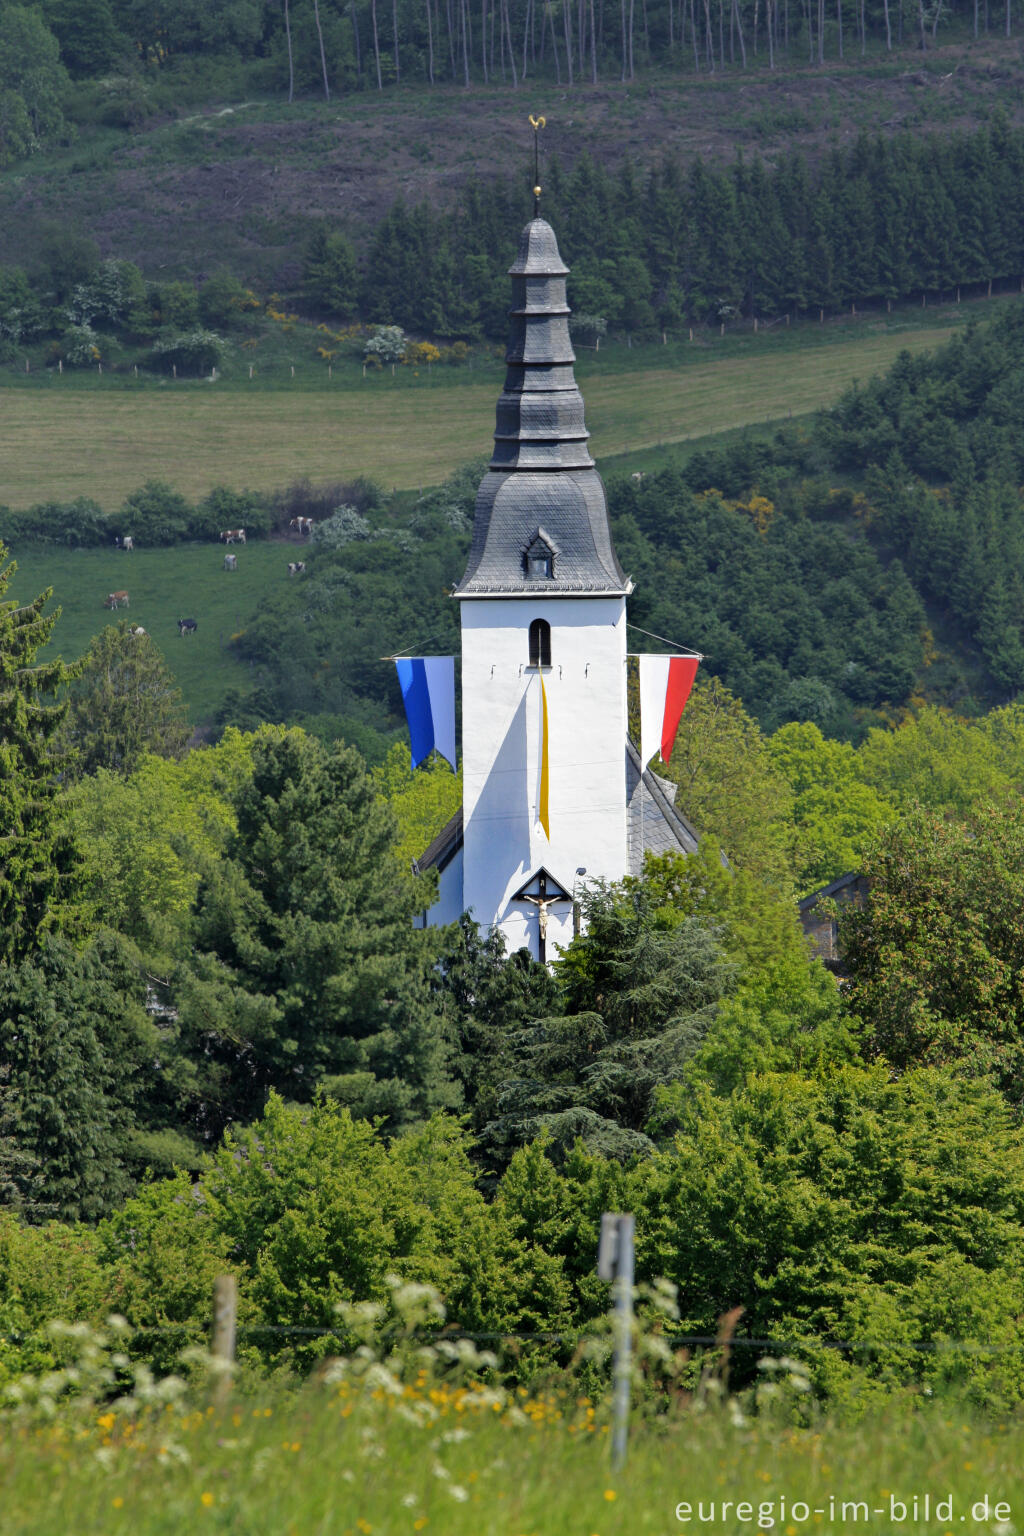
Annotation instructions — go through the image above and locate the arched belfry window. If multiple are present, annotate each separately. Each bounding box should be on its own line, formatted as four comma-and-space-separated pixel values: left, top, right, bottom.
529, 618, 552, 668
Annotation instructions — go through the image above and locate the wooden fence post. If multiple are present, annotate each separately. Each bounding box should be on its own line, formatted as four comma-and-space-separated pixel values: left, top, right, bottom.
211, 1275, 237, 1404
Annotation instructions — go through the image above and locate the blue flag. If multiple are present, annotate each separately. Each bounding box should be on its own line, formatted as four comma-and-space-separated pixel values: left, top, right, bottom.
395, 657, 456, 769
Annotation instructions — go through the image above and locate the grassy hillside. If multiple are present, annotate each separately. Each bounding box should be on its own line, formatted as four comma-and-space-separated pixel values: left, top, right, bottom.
9, 541, 288, 721
0, 317, 971, 509
4, 44, 1024, 286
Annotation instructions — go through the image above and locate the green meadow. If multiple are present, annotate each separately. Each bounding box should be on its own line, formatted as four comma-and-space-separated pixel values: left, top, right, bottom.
8, 540, 290, 721
2, 303, 1001, 722
1, 1378, 1020, 1536
0, 322, 963, 510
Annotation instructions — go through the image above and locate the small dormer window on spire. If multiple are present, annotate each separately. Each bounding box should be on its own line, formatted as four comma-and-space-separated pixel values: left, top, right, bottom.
524, 528, 557, 581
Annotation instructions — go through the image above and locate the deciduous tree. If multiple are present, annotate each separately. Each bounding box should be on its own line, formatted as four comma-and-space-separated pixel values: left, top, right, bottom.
841, 802, 1024, 1101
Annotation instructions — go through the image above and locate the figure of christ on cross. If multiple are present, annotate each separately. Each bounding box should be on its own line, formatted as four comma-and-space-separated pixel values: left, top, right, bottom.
515, 868, 571, 963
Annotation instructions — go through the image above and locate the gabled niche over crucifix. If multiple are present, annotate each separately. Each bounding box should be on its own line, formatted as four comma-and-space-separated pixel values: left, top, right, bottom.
512, 867, 572, 963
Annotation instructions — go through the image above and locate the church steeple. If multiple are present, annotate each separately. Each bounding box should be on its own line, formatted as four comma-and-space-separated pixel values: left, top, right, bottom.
490, 218, 593, 473
453, 214, 631, 599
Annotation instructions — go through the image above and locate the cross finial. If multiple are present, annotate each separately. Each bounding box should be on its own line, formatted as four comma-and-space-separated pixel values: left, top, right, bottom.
529, 114, 546, 216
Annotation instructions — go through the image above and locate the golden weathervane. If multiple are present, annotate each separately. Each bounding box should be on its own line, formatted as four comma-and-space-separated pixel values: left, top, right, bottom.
530, 114, 546, 215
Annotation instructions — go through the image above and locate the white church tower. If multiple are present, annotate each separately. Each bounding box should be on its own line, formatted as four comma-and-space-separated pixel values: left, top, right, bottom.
455, 212, 631, 962
417, 208, 699, 961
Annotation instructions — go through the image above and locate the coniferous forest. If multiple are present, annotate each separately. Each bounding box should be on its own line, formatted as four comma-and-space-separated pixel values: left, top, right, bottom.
358, 127, 1024, 337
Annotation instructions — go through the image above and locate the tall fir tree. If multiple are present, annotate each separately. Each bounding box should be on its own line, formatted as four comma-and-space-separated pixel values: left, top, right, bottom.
0, 549, 81, 961
60, 620, 191, 781
176, 727, 460, 1138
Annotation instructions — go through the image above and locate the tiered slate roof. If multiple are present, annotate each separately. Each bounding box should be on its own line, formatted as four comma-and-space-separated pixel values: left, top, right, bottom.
453, 217, 632, 600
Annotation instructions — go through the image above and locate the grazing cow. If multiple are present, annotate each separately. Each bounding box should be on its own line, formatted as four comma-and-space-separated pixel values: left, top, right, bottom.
178, 618, 198, 636
106, 591, 130, 609
223, 553, 237, 571
289, 516, 313, 537
122, 535, 134, 552
129, 625, 146, 637
220, 528, 246, 544
287, 561, 306, 576
630, 472, 645, 483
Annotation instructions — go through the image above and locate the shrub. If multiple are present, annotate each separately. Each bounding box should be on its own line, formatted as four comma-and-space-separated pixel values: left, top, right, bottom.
61, 321, 101, 365
17, 496, 108, 546
308, 506, 377, 549
364, 325, 406, 366
190, 486, 272, 541
198, 271, 258, 330
67, 258, 146, 329
405, 340, 441, 367
149, 329, 223, 377
118, 481, 193, 544
155, 281, 200, 330
273, 476, 381, 530
570, 313, 607, 347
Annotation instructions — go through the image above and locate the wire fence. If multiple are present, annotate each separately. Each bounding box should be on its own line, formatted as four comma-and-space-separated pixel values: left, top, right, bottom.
3, 1322, 1020, 1355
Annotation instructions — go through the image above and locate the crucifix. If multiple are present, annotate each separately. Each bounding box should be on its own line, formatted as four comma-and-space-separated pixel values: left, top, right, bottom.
514, 867, 570, 963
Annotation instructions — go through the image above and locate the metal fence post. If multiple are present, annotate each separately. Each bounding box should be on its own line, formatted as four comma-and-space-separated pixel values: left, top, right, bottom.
598, 1212, 635, 1472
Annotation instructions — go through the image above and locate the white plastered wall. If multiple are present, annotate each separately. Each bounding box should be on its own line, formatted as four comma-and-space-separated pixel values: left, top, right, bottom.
415, 845, 465, 929
460, 595, 628, 963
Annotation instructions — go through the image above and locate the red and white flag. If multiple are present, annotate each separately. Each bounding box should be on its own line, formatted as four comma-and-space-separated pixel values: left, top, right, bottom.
638, 655, 699, 768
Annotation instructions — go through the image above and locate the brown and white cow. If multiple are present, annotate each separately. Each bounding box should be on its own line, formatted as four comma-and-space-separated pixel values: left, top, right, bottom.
220, 528, 246, 544
289, 516, 313, 537
105, 591, 129, 609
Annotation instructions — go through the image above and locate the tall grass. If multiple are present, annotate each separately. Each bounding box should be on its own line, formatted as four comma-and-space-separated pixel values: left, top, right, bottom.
2, 1363, 1020, 1534
2, 1283, 1021, 1536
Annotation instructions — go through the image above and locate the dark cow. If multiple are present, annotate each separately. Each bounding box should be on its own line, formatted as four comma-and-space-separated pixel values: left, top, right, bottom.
177, 618, 198, 637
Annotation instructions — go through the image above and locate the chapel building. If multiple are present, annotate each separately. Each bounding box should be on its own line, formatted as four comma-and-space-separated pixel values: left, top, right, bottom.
416, 211, 699, 962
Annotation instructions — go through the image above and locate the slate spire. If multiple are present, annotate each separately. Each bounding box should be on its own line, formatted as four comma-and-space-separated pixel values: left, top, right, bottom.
490, 218, 594, 473
454, 216, 631, 599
